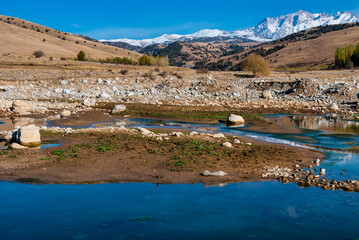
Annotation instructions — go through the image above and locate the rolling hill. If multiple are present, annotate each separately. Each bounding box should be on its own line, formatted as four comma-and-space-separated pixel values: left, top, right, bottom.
0, 15, 141, 61
136, 22, 359, 70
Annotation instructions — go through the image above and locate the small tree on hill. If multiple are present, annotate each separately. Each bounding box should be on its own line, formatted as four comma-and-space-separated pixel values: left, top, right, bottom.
77, 51, 86, 61
138, 55, 151, 65
33, 50, 44, 58
351, 42, 359, 67
335, 45, 355, 69
241, 54, 270, 76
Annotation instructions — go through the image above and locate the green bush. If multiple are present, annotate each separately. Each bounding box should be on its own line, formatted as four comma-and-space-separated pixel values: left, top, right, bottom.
77, 51, 86, 61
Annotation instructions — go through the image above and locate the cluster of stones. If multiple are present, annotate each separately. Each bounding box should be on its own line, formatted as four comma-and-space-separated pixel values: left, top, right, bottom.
2, 125, 41, 149
262, 165, 359, 192
0, 70, 358, 116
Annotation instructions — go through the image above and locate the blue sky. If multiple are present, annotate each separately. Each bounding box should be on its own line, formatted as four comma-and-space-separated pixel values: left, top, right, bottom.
1, 0, 359, 39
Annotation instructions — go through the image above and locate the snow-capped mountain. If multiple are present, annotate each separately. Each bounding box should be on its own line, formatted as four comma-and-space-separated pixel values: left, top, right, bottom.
103, 34, 183, 48
100, 10, 359, 48
242, 10, 359, 40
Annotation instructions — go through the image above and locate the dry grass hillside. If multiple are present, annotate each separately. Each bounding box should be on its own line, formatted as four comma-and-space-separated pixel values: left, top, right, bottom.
0, 15, 142, 61
266, 26, 359, 68
216, 23, 359, 70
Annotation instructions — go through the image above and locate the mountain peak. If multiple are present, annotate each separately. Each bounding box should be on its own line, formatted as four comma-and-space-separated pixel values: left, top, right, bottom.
100, 10, 359, 48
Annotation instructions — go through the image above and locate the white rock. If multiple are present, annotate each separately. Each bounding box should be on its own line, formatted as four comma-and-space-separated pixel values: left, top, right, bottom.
62, 89, 71, 95
330, 103, 339, 111
137, 127, 152, 136
4, 130, 18, 143
12, 100, 30, 114
203, 170, 227, 177
98, 92, 110, 98
262, 90, 273, 100
227, 114, 245, 125
16, 125, 41, 146
82, 99, 96, 107
212, 133, 225, 138
172, 132, 183, 137
234, 139, 241, 144
60, 110, 71, 118
222, 142, 232, 148
111, 105, 126, 114
60, 80, 68, 86
189, 131, 199, 136
97, 78, 103, 83
9, 142, 28, 150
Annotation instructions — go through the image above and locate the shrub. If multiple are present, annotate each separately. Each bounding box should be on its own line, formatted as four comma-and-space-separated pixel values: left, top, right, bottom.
241, 54, 270, 76
77, 51, 86, 61
196, 68, 209, 74
120, 69, 128, 75
138, 55, 169, 67
33, 50, 45, 58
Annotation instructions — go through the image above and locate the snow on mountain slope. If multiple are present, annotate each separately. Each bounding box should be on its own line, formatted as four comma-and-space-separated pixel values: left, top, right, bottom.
100, 10, 359, 47
101, 34, 183, 48
243, 10, 359, 40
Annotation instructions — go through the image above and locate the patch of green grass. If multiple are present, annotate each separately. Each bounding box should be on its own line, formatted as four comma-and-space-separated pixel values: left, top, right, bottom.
51, 149, 65, 156
116, 104, 262, 122
9, 155, 17, 158
175, 160, 186, 166
41, 157, 50, 161
97, 146, 112, 152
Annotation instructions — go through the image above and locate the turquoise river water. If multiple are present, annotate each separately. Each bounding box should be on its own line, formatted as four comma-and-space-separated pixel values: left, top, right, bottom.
0, 115, 359, 239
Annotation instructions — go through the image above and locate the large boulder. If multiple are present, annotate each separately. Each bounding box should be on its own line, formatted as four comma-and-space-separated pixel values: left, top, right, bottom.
16, 125, 41, 147
111, 105, 126, 114
227, 114, 245, 125
4, 129, 18, 143
11, 100, 30, 114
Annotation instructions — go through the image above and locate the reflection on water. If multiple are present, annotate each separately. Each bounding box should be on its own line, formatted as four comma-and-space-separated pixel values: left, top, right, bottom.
0, 117, 46, 132
0, 140, 61, 150
278, 115, 359, 135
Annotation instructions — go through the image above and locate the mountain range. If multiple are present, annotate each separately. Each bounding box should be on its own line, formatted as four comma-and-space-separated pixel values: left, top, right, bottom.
100, 10, 359, 48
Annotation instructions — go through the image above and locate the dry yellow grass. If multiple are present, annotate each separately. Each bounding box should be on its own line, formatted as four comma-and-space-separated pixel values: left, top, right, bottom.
266, 26, 359, 67
0, 15, 142, 61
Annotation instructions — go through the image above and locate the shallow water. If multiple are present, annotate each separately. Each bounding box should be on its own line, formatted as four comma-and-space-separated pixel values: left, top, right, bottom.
1, 182, 359, 240
1, 114, 359, 239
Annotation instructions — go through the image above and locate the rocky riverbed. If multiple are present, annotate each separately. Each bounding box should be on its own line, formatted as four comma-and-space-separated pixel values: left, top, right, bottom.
0, 67, 358, 117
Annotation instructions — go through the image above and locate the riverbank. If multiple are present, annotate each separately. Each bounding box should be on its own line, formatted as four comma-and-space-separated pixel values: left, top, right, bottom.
0, 124, 324, 184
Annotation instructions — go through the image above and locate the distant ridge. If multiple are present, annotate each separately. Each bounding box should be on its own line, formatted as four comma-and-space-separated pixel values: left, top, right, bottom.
101, 10, 359, 48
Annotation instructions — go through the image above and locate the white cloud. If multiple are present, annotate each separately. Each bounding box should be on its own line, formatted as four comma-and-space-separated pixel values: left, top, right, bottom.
70, 24, 82, 28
